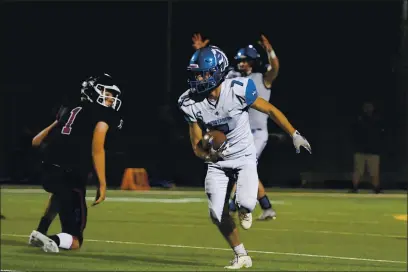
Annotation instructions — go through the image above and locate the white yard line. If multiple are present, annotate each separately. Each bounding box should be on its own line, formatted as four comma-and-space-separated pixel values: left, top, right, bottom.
1, 234, 406, 265
1, 188, 406, 198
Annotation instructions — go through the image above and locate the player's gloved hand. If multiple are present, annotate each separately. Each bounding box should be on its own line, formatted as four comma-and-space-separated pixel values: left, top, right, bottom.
204, 141, 229, 163
292, 130, 312, 154
92, 185, 106, 206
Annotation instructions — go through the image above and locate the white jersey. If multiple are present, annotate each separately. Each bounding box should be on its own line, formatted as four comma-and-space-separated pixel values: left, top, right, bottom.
227, 70, 271, 130
178, 77, 258, 160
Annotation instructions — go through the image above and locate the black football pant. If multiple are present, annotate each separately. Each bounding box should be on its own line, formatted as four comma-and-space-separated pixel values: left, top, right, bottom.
41, 163, 87, 243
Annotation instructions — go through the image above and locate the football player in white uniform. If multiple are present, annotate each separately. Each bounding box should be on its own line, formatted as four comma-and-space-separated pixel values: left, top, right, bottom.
192, 34, 280, 221
178, 45, 311, 269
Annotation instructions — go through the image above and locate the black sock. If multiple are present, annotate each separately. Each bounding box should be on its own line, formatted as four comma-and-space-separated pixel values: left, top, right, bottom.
258, 195, 272, 210
48, 235, 60, 246
37, 216, 53, 234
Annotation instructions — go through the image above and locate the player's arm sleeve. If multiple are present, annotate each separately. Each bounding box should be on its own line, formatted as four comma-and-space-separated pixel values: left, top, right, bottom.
96, 109, 120, 129
182, 108, 196, 123
178, 96, 197, 123
243, 78, 258, 107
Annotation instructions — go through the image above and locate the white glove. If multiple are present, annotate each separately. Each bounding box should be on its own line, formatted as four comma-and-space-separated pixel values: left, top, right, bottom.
205, 141, 229, 162
214, 141, 229, 159
292, 130, 312, 154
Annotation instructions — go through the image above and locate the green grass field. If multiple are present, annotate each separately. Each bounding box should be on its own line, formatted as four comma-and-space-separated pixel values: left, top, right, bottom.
1, 187, 407, 271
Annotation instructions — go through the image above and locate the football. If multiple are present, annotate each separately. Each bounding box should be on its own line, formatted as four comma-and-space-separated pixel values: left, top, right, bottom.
202, 130, 227, 150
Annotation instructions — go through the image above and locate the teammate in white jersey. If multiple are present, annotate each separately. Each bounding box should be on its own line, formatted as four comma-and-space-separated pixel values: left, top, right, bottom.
228, 36, 280, 220
192, 33, 280, 220
178, 45, 311, 269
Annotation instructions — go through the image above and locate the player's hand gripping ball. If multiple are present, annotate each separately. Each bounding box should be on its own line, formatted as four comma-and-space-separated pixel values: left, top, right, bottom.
202, 130, 227, 150
201, 130, 229, 162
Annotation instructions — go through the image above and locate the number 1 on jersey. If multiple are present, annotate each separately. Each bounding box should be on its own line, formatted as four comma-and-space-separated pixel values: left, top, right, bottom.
61, 107, 82, 135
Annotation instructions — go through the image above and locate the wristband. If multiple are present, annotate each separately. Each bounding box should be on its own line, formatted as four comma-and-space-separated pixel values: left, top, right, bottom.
268, 50, 277, 59
291, 130, 300, 138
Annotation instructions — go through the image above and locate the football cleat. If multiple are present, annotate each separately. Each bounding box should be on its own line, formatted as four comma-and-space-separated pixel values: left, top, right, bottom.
224, 254, 252, 269
257, 209, 277, 221
28, 230, 43, 247
238, 212, 252, 230
29, 230, 59, 253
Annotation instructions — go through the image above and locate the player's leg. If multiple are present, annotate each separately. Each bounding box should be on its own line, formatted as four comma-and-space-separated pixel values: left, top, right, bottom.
29, 164, 61, 247
29, 193, 59, 247
351, 153, 364, 193
252, 129, 276, 220
47, 186, 87, 251
34, 170, 87, 253
36, 194, 59, 234
257, 181, 276, 220
235, 161, 259, 230
29, 192, 62, 252
367, 154, 381, 193
0, 214, 5, 220
205, 165, 252, 269
228, 183, 238, 213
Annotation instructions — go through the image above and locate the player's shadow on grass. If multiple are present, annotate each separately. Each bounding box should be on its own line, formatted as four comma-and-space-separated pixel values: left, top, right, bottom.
16, 249, 214, 267
76, 252, 210, 267
1, 238, 29, 247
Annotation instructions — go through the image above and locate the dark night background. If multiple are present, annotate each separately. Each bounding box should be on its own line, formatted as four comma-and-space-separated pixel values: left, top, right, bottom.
1, 1, 406, 188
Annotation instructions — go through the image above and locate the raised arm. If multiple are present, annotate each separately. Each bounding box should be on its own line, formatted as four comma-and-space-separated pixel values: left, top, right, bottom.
259, 34, 280, 88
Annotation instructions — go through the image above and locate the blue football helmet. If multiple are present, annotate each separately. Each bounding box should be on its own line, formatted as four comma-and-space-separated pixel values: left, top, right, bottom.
234, 45, 260, 61
187, 45, 229, 94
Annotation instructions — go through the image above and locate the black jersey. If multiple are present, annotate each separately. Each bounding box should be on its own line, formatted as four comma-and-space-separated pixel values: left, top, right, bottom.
41, 102, 121, 173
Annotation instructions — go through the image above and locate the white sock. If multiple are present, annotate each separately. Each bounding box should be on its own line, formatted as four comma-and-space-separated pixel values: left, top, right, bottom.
233, 243, 247, 256
56, 233, 73, 249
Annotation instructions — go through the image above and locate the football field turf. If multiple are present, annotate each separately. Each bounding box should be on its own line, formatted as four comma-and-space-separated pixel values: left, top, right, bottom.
1, 187, 407, 271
